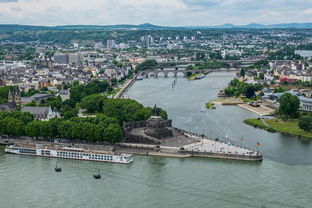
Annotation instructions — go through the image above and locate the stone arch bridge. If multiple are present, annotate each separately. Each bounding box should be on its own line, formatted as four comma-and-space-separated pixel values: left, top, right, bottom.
141, 68, 239, 78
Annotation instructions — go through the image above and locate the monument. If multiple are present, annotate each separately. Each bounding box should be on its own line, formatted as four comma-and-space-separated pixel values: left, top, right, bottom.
144, 105, 173, 139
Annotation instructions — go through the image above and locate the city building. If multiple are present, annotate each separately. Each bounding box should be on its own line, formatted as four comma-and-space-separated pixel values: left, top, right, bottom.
141, 35, 153, 48
299, 96, 312, 112
107, 39, 116, 49
21, 106, 60, 121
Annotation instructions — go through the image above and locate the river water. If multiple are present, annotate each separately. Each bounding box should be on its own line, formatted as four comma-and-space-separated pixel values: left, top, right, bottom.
0, 72, 311, 208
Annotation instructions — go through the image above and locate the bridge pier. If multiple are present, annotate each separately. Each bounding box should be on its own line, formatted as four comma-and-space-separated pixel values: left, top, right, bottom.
174, 72, 178, 78
164, 72, 168, 78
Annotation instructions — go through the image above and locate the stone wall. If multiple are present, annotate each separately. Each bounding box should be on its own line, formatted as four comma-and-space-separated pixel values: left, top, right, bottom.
124, 132, 160, 144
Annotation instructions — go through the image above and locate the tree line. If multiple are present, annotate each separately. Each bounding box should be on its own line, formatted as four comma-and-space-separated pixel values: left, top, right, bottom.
0, 97, 168, 143
0, 112, 122, 143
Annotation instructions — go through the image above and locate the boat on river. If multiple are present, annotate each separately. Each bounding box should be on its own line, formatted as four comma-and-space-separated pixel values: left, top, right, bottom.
5, 144, 133, 164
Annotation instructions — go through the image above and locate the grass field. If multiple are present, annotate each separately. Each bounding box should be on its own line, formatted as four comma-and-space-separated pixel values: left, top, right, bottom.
244, 118, 312, 139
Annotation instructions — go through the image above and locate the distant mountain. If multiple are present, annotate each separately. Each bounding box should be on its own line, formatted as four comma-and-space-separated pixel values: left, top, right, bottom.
188, 23, 312, 29
1, 22, 312, 32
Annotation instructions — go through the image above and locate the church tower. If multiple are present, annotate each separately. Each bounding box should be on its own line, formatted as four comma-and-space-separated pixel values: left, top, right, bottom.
8, 87, 14, 103
14, 86, 21, 105
7, 86, 21, 105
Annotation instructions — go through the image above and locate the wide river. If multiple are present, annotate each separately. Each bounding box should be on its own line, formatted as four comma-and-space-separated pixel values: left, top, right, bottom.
1, 72, 311, 208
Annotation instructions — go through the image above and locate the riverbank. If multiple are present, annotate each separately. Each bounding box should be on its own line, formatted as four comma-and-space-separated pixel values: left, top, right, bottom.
238, 104, 275, 116
207, 98, 274, 115
187, 73, 204, 80
209, 97, 244, 105
6, 134, 262, 161
244, 118, 312, 139
205, 101, 216, 109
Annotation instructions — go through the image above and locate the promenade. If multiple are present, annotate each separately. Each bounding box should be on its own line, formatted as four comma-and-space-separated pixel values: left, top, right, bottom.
114, 74, 138, 99
182, 132, 260, 157
238, 103, 275, 116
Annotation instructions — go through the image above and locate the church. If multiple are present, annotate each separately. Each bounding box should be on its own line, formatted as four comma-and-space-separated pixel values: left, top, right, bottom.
0, 86, 21, 111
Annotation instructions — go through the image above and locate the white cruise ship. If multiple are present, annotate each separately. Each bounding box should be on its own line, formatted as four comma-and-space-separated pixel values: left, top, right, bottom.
5, 144, 133, 164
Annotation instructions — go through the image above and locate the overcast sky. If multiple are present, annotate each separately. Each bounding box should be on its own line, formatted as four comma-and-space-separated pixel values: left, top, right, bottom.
0, 0, 312, 26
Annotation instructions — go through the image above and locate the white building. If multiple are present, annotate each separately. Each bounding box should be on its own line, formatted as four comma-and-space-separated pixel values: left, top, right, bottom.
299, 96, 312, 112
21, 106, 60, 121
59, 89, 70, 101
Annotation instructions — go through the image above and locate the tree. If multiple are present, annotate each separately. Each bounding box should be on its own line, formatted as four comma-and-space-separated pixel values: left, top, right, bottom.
298, 115, 312, 131
135, 59, 158, 71
58, 120, 74, 139
61, 105, 78, 120
104, 124, 122, 143
0, 111, 33, 124
186, 65, 193, 70
240, 68, 245, 81
80, 94, 106, 113
244, 86, 256, 99
0, 117, 25, 136
111, 78, 118, 87
26, 120, 43, 138
274, 87, 286, 93
278, 93, 300, 119
259, 72, 265, 80
40, 118, 61, 139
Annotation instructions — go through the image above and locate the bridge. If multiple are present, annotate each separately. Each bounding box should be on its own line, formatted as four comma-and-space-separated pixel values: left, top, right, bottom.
141, 68, 239, 78
150, 59, 260, 68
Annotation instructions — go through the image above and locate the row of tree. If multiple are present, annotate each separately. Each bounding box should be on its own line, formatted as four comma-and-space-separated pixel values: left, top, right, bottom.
0, 112, 123, 143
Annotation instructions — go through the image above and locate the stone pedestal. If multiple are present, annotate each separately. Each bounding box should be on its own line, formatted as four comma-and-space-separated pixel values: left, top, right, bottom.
144, 116, 173, 139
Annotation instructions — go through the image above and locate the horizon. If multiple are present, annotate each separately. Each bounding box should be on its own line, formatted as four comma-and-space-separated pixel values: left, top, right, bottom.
1, 22, 312, 28
0, 0, 312, 26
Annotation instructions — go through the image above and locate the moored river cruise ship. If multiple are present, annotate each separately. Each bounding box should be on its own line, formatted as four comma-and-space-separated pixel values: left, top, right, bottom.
5, 144, 133, 164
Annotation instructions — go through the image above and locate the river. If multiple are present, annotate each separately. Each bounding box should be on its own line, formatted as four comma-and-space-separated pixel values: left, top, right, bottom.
0, 72, 311, 208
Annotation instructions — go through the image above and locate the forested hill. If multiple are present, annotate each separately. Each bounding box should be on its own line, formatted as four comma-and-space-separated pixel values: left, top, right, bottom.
1, 22, 312, 33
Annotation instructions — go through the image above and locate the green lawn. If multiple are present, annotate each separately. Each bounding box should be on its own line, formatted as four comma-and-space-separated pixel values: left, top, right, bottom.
244, 119, 266, 129
244, 118, 312, 139
266, 119, 312, 139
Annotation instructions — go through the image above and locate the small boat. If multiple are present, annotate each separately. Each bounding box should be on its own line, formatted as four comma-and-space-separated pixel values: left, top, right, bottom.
93, 168, 101, 179
55, 162, 62, 172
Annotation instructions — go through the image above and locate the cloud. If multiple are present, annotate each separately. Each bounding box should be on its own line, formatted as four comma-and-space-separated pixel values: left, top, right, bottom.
0, 0, 311, 26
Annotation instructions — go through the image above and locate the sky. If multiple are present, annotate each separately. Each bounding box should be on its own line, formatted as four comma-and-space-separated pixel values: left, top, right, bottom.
0, 0, 312, 26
